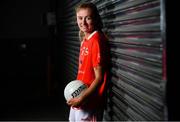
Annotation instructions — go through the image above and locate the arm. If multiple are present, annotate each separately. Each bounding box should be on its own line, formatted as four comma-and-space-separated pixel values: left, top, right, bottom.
67, 65, 103, 107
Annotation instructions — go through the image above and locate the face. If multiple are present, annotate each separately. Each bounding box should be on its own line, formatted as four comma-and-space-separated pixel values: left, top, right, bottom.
76, 8, 95, 35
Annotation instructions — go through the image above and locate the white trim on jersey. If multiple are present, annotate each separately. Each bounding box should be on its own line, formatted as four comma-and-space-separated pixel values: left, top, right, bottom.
87, 31, 97, 40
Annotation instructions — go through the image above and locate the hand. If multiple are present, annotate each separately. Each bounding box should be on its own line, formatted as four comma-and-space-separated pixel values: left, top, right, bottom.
66, 97, 82, 107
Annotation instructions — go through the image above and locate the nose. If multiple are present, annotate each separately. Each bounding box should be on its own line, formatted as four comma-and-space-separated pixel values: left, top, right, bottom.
82, 18, 86, 25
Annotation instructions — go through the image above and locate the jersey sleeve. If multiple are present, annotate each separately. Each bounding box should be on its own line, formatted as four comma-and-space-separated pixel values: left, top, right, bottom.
92, 38, 102, 68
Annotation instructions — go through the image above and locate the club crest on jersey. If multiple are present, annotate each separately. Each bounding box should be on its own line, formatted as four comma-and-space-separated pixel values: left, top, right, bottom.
81, 47, 89, 56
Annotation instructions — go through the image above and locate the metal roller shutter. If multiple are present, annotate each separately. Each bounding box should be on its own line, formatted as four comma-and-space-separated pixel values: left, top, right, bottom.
60, 0, 166, 121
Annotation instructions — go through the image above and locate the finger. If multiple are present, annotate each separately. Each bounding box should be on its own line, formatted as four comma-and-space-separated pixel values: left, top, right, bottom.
66, 101, 72, 106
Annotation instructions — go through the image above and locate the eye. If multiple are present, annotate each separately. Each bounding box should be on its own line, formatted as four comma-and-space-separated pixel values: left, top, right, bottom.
86, 17, 92, 20
78, 16, 83, 20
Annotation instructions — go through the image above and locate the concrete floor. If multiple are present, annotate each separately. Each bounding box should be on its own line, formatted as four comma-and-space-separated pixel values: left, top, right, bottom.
0, 97, 69, 121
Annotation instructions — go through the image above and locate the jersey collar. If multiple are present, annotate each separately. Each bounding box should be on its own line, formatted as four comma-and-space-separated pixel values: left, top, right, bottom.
87, 31, 97, 40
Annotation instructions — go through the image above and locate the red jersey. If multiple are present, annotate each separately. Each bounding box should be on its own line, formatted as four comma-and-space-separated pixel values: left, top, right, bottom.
77, 31, 109, 109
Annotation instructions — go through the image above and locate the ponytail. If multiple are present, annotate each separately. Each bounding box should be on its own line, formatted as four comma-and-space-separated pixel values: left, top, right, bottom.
79, 30, 85, 42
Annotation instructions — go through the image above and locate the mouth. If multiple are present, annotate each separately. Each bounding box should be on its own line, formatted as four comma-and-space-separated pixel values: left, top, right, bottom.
81, 25, 88, 29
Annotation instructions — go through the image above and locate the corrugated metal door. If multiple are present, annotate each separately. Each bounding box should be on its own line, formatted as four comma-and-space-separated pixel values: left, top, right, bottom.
59, 0, 166, 121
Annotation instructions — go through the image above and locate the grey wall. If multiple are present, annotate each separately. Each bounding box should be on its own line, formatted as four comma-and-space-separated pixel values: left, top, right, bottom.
57, 0, 167, 121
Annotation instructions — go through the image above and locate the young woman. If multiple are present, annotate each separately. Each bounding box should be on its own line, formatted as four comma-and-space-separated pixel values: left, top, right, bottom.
67, 2, 110, 121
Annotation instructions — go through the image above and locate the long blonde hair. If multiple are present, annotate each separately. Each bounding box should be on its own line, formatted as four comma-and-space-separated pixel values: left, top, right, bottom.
75, 2, 103, 42
79, 30, 85, 42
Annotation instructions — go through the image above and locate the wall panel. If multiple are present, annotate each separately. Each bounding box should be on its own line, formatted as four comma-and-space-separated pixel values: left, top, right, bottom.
60, 0, 166, 120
